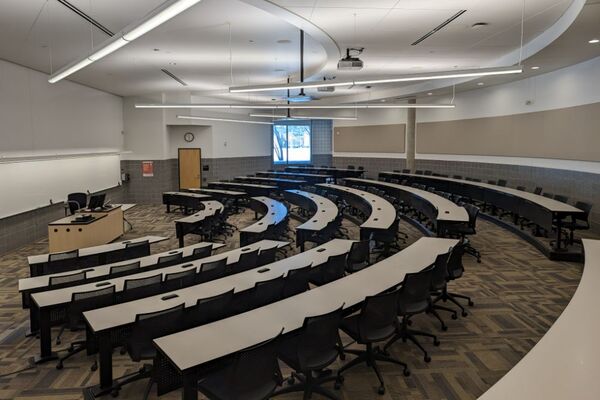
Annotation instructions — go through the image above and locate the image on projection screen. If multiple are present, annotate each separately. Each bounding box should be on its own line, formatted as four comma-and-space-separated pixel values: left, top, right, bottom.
273, 123, 311, 164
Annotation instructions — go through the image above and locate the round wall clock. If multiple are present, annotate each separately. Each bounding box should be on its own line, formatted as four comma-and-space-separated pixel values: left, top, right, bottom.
184, 132, 195, 142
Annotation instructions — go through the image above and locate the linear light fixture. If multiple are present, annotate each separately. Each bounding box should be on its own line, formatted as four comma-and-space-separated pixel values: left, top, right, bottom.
228, 66, 522, 93
177, 115, 274, 125
48, 0, 203, 83
138, 103, 455, 109
249, 113, 358, 120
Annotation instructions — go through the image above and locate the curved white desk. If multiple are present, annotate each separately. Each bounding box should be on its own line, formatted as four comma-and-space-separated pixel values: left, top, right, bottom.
478, 239, 600, 400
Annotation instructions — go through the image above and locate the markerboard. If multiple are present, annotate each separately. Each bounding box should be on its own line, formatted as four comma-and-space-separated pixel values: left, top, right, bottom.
0, 154, 121, 219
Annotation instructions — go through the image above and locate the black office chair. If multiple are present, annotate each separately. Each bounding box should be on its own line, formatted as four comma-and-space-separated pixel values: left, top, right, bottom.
198, 333, 283, 400
191, 245, 212, 260
109, 261, 141, 278
452, 175, 462, 179
197, 258, 228, 283
56, 286, 116, 370
46, 249, 79, 274
542, 192, 554, 198
235, 275, 286, 314
487, 180, 497, 185
516, 186, 526, 191
335, 289, 409, 395
357, 166, 365, 171
157, 252, 183, 266
67, 192, 87, 215
415, 170, 424, 175
497, 179, 507, 187
111, 304, 185, 399
347, 165, 355, 170
275, 307, 344, 399
433, 241, 474, 316
283, 265, 311, 298
104, 241, 150, 264
452, 204, 481, 263
346, 240, 370, 273
233, 248, 260, 273
164, 268, 196, 290
186, 289, 235, 328
562, 201, 593, 245
402, 169, 411, 173
257, 246, 278, 266
424, 170, 432, 176
49, 270, 87, 287
384, 267, 439, 363
427, 251, 458, 331
309, 253, 347, 286
554, 194, 569, 203
533, 187, 543, 195
121, 274, 163, 302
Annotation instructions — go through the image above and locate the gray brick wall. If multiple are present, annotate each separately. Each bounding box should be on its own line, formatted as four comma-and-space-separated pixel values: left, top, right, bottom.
121, 159, 178, 204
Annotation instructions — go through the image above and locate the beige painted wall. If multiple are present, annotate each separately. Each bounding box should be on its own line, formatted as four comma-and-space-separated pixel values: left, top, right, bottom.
416, 102, 600, 162
333, 124, 406, 153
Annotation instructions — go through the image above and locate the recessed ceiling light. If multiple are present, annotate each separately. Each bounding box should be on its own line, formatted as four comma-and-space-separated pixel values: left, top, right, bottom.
380, 99, 386, 102
477, 82, 484, 86
427, 92, 433, 96
249, 39, 254, 43
277, 39, 291, 44
153, 48, 160, 52
530, 66, 540, 70
589, 39, 599, 44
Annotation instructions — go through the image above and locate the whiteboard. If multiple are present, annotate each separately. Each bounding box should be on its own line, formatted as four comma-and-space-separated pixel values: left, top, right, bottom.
0, 154, 121, 219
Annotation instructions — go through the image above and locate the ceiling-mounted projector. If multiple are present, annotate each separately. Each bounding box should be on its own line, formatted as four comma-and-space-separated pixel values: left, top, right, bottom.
338, 48, 364, 70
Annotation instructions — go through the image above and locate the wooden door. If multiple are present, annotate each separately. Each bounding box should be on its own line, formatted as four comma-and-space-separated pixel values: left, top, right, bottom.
178, 148, 202, 189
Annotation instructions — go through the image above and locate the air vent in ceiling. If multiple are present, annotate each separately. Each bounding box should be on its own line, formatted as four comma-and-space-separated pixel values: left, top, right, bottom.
411, 10, 467, 46
161, 69, 187, 86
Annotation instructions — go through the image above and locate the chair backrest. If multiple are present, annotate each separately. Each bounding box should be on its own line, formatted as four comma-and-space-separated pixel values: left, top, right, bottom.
49, 270, 87, 287
430, 250, 452, 291
157, 252, 183, 266
402, 169, 410, 173
67, 192, 87, 215
218, 334, 282, 398
191, 245, 212, 260
347, 165, 355, 169
464, 204, 479, 228
415, 170, 424, 175
516, 186, 526, 191
357, 166, 364, 171
186, 289, 235, 328
447, 242, 466, 280
542, 192, 554, 198
533, 187, 543, 195
129, 304, 185, 362
164, 268, 196, 290
553, 194, 569, 203
283, 265, 311, 298
295, 307, 344, 371
235, 248, 260, 272
497, 179, 507, 187
574, 201, 593, 219
487, 180, 497, 185
257, 246, 278, 267
453, 175, 462, 179
49, 249, 79, 262
356, 289, 400, 343
347, 240, 370, 272
68, 285, 116, 328
249, 275, 286, 309
109, 261, 141, 278
424, 170, 432, 176
398, 267, 433, 315
314, 253, 347, 285
198, 258, 227, 283
122, 274, 163, 301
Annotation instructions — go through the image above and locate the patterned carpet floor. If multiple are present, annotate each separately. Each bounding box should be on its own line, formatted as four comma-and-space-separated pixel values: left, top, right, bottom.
0, 203, 589, 399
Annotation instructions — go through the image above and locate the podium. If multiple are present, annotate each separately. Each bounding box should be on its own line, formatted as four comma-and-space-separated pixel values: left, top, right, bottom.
48, 206, 124, 253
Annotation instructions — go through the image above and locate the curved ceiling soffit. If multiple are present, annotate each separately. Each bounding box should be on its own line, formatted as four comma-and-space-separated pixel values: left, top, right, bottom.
236, 0, 341, 80
322, 0, 587, 104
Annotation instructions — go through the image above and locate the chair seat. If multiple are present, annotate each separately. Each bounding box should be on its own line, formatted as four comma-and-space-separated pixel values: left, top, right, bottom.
198, 372, 277, 400
561, 221, 589, 230
128, 346, 157, 362
340, 315, 395, 344
278, 335, 339, 372
399, 299, 429, 315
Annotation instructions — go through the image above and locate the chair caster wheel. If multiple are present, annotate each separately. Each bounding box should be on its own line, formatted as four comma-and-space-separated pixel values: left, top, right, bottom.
434, 339, 440, 346
56, 340, 61, 345
468, 301, 474, 307
56, 363, 63, 370
403, 368, 410, 377
441, 325, 448, 332
378, 386, 385, 395
462, 311, 468, 317
451, 313, 458, 320
424, 355, 431, 363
